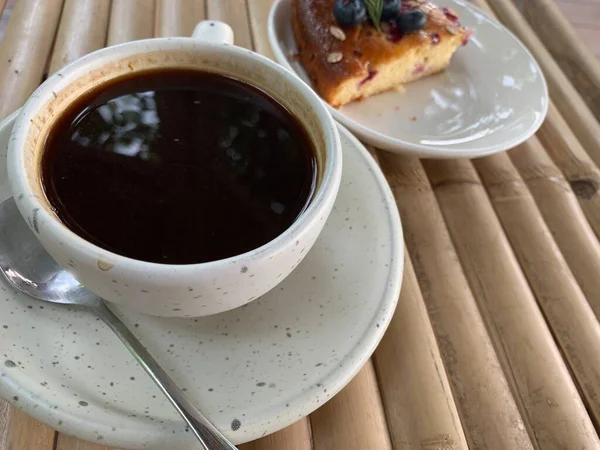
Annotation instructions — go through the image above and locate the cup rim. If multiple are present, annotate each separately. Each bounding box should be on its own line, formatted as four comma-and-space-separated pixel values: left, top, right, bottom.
8, 37, 342, 273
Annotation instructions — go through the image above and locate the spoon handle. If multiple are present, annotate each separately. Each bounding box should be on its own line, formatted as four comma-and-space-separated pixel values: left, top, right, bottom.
94, 300, 238, 450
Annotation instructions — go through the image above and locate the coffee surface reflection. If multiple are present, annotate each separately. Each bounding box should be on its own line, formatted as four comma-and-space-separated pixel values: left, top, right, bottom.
42, 70, 316, 264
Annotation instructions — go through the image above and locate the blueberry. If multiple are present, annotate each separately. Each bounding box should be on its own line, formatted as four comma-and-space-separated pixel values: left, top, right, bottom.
396, 10, 427, 32
381, 0, 402, 21
334, 0, 367, 27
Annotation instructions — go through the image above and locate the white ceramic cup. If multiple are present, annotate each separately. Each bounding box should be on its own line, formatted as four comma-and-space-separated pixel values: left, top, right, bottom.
7, 21, 342, 317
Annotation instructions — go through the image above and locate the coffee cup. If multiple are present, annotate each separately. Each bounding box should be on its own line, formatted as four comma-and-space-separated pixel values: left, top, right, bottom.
7, 21, 342, 317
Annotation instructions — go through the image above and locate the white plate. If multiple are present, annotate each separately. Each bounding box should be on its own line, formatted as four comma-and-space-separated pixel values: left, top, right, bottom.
0, 110, 403, 449
268, 0, 548, 158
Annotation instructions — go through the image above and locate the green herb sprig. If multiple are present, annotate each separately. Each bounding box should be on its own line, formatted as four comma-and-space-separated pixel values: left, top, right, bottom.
363, 0, 384, 32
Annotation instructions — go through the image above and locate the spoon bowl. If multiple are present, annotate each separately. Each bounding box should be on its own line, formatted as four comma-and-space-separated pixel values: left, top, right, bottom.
0, 198, 100, 307
0, 197, 238, 450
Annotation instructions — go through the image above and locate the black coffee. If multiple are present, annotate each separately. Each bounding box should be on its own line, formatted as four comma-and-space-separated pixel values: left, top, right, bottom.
42, 70, 316, 264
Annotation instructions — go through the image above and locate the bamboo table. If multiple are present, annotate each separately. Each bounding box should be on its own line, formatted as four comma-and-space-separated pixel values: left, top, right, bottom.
2, 0, 600, 449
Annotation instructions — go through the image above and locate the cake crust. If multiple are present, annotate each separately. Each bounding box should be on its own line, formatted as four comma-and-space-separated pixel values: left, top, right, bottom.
292, 0, 471, 107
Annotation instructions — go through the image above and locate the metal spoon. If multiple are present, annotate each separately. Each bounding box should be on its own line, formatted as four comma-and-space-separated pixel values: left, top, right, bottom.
0, 197, 238, 450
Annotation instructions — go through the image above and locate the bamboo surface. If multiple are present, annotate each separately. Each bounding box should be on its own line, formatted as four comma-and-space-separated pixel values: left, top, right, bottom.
474, 152, 600, 426
107, 0, 155, 46
0, 0, 63, 119
47, 0, 111, 74
1, 0, 600, 449
378, 154, 533, 450
423, 158, 599, 448
55, 435, 113, 450
155, 0, 205, 38
372, 254, 468, 450
508, 139, 600, 318
484, 0, 600, 168
310, 361, 392, 450
471, 0, 600, 322
520, 0, 600, 118
536, 101, 600, 240
239, 420, 312, 450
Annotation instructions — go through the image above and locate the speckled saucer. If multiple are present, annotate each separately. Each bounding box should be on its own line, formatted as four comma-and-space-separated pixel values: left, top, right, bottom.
0, 110, 403, 449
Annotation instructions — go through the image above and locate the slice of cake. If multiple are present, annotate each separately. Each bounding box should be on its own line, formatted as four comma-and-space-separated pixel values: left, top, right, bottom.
292, 0, 472, 107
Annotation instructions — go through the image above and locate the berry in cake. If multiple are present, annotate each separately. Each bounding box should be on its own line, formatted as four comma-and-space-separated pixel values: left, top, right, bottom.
292, 0, 472, 107
334, 0, 368, 25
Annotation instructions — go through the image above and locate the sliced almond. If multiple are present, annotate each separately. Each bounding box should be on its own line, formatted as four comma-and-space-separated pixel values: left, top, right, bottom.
420, 3, 436, 14
417, 30, 429, 41
329, 25, 346, 41
429, 8, 445, 22
327, 52, 343, 63
445, 25, 458, 35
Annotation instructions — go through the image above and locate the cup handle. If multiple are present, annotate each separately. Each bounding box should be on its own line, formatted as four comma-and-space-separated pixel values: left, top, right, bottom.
192, 21, 234, 45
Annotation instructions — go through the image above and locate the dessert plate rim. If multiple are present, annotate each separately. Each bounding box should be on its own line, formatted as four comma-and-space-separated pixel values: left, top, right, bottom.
268, 0, 549, 158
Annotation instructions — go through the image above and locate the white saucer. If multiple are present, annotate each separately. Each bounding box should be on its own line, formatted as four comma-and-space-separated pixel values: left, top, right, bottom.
268, 0, 548, 158
0, 110, 403, 449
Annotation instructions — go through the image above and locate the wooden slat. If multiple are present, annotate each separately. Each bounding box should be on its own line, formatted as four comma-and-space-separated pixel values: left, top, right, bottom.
377, 153, 533, 450
48, 0, 111, 74
521, 0, 600, 118
106, 0, 155, 46
0, 405, 55, 450
239, 420, 312, 450
0, 0, 12, 43
373, 253, 468, 450
537, 101, 600, 239
206, 0, 253, 50
480, 0, 600, 168
468, 0, 600, 244
310, 361, 392, 450
0, 0, 64, 120
424, 158, 600, 448
55, 434, 113, 450
574, 27, 600, 59
0, 400, 10, 450
472, 0, 600, 323
156, 0, 205, 37
246, 0, 276, 60
0, 2, 10, 42
554, 1, 600, 28
474, 153, 600, 426
507, 138, 600, 319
